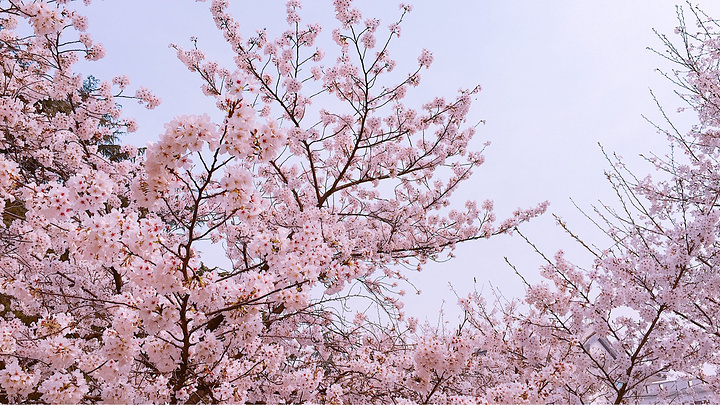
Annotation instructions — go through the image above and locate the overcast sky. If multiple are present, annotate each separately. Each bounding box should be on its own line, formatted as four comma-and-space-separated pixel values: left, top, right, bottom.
77, 0, 720, 322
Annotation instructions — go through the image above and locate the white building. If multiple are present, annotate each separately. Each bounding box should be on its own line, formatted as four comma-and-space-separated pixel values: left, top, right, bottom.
582, 330, 714, 404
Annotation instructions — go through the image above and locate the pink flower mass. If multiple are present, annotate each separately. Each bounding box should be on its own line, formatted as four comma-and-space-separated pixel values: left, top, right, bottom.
0, 0, 718, 403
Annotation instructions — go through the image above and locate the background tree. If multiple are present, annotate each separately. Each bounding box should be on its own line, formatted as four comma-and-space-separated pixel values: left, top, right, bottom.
444, 4, 720, 404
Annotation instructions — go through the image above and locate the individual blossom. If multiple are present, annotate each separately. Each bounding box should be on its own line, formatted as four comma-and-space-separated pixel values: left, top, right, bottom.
417, 48, 433, 69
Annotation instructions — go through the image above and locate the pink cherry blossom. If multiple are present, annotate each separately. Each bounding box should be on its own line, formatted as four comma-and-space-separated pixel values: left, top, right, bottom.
0, 0, 548, 402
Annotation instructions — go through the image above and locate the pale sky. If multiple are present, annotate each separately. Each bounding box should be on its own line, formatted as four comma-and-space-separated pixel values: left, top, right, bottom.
76, 0, 720, 322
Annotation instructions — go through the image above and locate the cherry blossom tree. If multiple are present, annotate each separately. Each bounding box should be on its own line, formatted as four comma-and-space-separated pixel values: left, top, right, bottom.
442, 5, 720, 404
0, 0, 547, 403
8, 0, 720, 404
